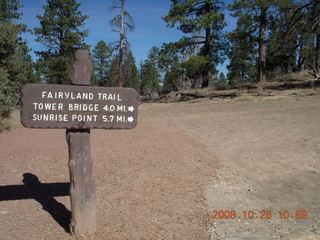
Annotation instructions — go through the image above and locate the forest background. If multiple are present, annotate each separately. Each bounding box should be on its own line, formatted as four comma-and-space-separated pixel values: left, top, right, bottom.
0, 0, 319, 129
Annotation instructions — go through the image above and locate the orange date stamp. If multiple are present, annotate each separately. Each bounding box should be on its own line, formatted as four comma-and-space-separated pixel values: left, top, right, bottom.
210, 210, 309, 220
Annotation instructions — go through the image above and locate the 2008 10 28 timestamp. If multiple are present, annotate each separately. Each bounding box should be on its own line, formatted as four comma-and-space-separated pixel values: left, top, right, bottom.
211, 210, 308, 220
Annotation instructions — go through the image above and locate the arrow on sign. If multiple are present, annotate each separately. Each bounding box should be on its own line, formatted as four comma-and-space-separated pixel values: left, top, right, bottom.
128, 116, 134, 122
128, 106, 134, 112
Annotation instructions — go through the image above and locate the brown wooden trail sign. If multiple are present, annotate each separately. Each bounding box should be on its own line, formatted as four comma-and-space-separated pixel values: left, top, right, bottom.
21, 84, 138, 129
20, 50, 139, 237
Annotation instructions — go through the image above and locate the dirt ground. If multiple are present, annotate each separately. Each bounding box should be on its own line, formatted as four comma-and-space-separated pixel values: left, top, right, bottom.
1, 88, 320, 240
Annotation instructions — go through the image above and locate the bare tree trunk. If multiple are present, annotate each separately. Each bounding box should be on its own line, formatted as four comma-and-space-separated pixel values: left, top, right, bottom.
259, 6, 267, 85
295, 35, 305, 72
118, 0, 125, 87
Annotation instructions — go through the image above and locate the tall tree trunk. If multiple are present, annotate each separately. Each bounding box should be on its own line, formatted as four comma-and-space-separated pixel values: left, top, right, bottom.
258, 6, 267, 84
140, 61, 144, 95
296, 56, 305, 71
200, 1, 212, 89
201, 72, 209, 88
201, 28, 211, 88
315, 34, 320, 72
241, 66, 245, 80
192, 76, 198, 89
295, 35, 305, 71
118, 0, 125, 87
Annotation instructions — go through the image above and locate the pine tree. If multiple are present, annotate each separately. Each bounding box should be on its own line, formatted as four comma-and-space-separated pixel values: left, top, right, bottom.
295, 0, 320, 72
110, 0, 134, 87
162, 60, 183, 92
0, 0, 22, 21
158, 43, 183, 91
163, 0, 226, 88
266, 9, 297, 75
125, 51, 140, 93
254, 0, 320, 77
92, 40, 112, 86
34, 0, 88, 84
181, 55, 210, 88
108, 50, 140, 91
228, 0, 294, 84
309, 1, 320, 72
0, 0, 34, 130
218, 72, 227, 86
108, 55, 119, 87
226, 17, 257, 84
141, 47, 160, 97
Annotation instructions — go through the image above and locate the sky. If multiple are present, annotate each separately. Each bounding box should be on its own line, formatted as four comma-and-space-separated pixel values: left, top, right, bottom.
20, 0, 236, 74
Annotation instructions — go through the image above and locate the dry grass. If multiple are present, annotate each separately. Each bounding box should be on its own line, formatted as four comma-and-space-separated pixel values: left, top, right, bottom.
8, 109, 21, 129
272, 70, 314, 82
156, 71, 320, 103
0, 109, 22, 132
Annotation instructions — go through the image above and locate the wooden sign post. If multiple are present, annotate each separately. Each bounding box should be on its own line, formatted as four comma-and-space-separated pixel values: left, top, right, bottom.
20, 49, 139, 237
67, 50, 96, 236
